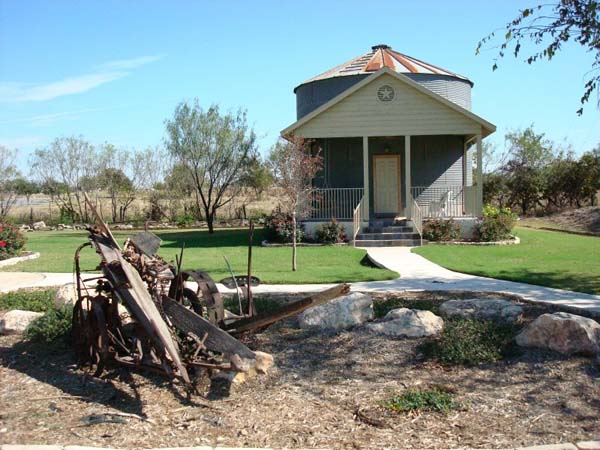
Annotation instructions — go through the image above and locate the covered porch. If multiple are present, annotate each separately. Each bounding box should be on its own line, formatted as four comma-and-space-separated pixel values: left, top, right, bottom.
309, 135, 483, 223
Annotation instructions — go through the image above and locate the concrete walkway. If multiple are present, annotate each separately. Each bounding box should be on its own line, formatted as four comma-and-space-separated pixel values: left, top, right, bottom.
2, 247, 600, 314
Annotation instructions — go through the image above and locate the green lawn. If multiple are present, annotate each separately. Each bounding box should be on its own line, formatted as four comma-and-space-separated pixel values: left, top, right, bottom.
2, 228, 398, 284
413, 227, 600, 295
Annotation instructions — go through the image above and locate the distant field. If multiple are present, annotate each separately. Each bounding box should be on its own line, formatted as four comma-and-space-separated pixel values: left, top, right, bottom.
2, 228, 398, 284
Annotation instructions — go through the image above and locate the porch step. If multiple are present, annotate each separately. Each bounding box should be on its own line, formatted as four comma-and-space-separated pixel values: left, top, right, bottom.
370, 219, 409, 227
357, 232, 421, 240
354, 239, 425, 247
364, 226, 414, 233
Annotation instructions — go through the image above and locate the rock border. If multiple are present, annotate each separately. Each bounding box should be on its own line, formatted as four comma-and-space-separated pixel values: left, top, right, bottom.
0, 252, 40, 268
428, 235, 520, 246
260, 240, 348, 247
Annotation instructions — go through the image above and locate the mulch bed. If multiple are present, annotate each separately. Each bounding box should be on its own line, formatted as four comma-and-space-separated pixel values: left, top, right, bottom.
1, 291, 599, 449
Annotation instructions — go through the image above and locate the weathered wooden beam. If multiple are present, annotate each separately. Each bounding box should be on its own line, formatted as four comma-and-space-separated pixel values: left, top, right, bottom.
225, 283, 350, 334
162, 297, 256, 360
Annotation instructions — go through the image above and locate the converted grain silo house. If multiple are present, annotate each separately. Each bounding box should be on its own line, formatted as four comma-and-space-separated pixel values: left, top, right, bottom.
282, 44, 496, 246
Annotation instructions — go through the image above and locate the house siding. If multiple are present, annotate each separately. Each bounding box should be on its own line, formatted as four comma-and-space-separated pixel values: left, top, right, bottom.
294, 73, 481, 138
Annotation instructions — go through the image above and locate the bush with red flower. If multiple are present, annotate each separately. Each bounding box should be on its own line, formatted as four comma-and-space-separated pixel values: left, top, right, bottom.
264, 208, 305, 243
0, 223, 27, 260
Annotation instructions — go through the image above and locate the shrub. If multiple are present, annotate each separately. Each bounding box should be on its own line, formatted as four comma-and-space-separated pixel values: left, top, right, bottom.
314, 218, 347, 244
25, 306, 72, 343
475, 204, 517, 242
176, 213, 195, 227
264, 208, 304, 243
382, 387, 458, 414
422, 219, 460, 242
0, 223, 26, 260
0, 289, 56, 312
419, 319, 520, 366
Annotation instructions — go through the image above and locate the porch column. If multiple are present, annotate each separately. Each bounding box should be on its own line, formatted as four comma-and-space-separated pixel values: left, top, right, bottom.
476, 134, 483, 214
362, 136, 369, 222
404, 135, 411, 219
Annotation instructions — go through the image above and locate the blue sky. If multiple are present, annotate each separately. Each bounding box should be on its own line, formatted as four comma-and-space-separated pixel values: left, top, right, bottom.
1, 0, 599, 173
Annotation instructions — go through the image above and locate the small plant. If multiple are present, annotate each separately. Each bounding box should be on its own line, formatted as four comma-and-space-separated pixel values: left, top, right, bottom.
382, 387, 458, 414
25, 306, 72, 343
176, 213, 195, 227
373, 297, 440, 318
264, 208, 304, 243
474, 204, 517, 242
419, 319, 520, 366
0, 223, 27, 260
0, 289, 56, 312
422, 219, 460, 242
314, 218, 347, 244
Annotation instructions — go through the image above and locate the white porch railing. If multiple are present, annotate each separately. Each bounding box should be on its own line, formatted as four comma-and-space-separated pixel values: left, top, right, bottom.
352, 194, 365, 245
411, 185, 479, 218
410, 193, 423, 246
310, 188, 365, 220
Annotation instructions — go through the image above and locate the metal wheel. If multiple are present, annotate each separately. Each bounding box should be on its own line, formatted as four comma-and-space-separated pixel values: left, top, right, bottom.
72, 296, 109, 377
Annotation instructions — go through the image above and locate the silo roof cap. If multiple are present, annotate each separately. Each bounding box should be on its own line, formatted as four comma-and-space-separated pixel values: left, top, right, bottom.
294, 44, 473, 92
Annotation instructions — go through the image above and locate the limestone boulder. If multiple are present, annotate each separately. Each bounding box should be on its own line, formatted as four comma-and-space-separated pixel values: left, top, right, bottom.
32, 221, 46, 230
54, 283, 99, 308
0, 310, 43, 334
297, 292, 373, 331
439, 298, 523, 323
516, 312, 600, 355
366, 308, 444, 338
54, 283, 78, 308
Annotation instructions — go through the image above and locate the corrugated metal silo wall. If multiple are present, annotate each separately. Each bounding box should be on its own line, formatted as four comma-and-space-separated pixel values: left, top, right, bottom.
295, 73, 473, 119
406, 74, 472, 110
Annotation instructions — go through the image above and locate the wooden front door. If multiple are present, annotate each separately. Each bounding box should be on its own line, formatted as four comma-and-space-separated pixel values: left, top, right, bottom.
374, 155, 401, 215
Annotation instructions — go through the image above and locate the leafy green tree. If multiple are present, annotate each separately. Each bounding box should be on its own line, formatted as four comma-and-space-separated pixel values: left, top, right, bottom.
478, 0, 600, 114
240, 155, 274, 200
165, 101, 257, 233
11, 178, 39, 205
0, 146, 19, 220
577, 146, 600, 205
501, 126, 555, 214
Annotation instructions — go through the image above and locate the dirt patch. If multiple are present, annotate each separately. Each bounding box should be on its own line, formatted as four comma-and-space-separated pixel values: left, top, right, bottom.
522, 206, 600, 235
1, 294, 599, 449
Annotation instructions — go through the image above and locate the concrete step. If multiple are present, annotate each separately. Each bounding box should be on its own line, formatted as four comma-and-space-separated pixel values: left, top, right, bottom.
354, 239, 424, 247
365, 226, 414, 233
370, 219, 409, 227
357, 232, 421, 240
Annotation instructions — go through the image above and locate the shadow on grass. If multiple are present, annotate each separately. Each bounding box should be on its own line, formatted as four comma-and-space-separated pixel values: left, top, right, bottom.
156, 228, 264, 250
467, 268, 600, 296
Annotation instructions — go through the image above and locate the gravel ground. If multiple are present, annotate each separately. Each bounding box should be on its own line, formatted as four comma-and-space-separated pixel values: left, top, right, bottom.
1, 294, 599, 449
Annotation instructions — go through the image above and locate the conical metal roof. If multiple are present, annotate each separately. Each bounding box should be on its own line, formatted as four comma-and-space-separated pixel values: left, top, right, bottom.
295, 44, 472, 91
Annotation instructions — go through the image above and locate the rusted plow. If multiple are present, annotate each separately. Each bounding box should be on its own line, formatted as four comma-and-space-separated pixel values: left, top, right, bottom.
72, 194, 349, 387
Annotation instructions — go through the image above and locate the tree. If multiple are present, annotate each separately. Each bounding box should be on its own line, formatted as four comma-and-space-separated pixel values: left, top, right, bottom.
240, 155, 274, 200
11, 178, 39, 205
269, 136, 323, 271
500, 126, 555, 214
577, 146, 600, 205
165, 101, 257, 233
477, 0, 600, 115
0, 146, 19, 220
31, 136, 96, 222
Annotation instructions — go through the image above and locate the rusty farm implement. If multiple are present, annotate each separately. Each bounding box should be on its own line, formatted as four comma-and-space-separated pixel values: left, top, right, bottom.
71, 194, 349, 387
